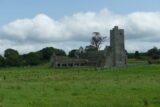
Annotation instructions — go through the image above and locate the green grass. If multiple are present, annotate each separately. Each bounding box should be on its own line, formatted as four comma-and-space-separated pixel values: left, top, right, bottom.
0, 61, 160, 107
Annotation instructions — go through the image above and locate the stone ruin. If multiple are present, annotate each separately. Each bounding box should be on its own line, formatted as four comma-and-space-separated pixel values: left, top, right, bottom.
50, 26, 127, 68
105, 26, 127, 67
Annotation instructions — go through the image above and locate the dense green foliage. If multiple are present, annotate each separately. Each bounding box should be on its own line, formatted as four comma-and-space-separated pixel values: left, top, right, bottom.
0, 61, 160, 107
68, 49, 77, 58
22, 52, 42, 66
39, 47, 66, 60
4, 49, 21, 66
0, 47, 66, 67
147, 47, 160, 59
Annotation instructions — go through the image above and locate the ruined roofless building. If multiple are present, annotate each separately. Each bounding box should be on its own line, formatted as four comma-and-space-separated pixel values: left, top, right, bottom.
50, 26, 127, 68
105, 26, 127, 67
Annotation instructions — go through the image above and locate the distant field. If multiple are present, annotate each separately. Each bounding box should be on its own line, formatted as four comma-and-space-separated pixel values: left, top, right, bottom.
0, 60, 160, 107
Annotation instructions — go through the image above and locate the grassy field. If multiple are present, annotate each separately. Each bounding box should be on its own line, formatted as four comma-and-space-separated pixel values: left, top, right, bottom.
0, 60, 160, 107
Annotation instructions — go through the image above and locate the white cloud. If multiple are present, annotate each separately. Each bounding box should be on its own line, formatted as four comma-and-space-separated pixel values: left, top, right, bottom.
0, 8, 160, 54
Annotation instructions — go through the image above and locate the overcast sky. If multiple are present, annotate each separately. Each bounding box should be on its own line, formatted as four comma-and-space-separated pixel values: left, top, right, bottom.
1, 0, 160, 54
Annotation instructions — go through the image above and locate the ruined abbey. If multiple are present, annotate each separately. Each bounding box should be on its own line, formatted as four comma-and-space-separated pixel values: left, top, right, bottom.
50, 26, 127, 68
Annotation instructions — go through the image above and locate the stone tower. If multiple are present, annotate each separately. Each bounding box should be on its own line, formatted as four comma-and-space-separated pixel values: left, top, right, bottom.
105, 26, 127, 67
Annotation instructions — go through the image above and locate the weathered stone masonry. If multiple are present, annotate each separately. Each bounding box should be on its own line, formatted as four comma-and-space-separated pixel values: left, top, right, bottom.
105, 26, 127, 67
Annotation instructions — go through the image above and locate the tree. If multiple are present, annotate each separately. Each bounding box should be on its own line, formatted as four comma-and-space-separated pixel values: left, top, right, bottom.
68, 49, 77, 58
4, 49, 21, 66
147, 47, 159, 59
91, 32, 107, 51
39, 47, 66, 60
134, 51, 140, 59
23, 52, 41, 66
39, 47, 54, 60
55, 49, 66, 56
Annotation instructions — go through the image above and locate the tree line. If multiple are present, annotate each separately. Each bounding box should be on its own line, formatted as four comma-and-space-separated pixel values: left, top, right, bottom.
0, 47, 66, 67
127, 47, 160, 60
